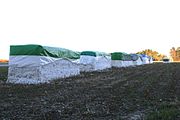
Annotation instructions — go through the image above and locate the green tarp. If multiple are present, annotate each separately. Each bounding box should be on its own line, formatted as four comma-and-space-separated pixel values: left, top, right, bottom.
111, 52, 131, 61
80, 51, 110, 57
10, 44, 80, 59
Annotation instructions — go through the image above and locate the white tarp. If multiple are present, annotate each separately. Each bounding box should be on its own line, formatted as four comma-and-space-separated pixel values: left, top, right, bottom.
125, 61, 135, 67
132, 57, 143, 66
79, 55, 111, 72
142, 57, 149, 64
111, 60, 125, 67
9, 56, 68, 67
111, 60, 134, 67
149, 57, 153, 64
7, 56, 80, 84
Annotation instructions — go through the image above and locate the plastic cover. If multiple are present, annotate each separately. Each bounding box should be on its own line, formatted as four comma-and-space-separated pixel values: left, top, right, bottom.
10, 44, 80, 59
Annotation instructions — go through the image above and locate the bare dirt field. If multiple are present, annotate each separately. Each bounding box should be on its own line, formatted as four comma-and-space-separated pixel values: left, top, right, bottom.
0, 63, 180, 119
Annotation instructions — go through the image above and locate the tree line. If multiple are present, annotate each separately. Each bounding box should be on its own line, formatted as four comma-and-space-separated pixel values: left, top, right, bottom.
136, 49, 165, 61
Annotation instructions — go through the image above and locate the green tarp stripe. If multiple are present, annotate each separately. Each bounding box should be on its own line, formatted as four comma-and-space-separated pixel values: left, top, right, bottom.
80, 51, 97, 57
10, 45, 43, 56
80, 51, 110, 57
111, 52, 131, 61
10, 44, 80, 59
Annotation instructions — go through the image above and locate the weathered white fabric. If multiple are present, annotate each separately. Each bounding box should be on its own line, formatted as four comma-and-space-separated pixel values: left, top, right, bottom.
142, 57, 149, 64
132, 57, 143, 66
111, 60, 125, 67
111, 60, 136, 68
40, 59, 80, 82
123, 61, 129, 67
9, 56, 62, 67
79, 64, 94, 72
125, 61, 135, 67
149, 57, 153, 64
79, 55, 111, 72
95, 56, 111, 70
7, 58, 80, 84
128, 61, 135, 66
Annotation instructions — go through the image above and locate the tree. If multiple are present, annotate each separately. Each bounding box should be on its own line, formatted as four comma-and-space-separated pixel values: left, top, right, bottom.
170, 47, 180, 61
136, 49, 165, 61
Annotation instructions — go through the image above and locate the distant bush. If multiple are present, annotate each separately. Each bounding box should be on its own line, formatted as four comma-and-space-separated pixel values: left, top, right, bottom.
0, 59, 9, 62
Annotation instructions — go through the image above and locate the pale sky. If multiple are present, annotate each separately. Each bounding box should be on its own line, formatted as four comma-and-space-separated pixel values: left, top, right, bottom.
0, 0, 180, 59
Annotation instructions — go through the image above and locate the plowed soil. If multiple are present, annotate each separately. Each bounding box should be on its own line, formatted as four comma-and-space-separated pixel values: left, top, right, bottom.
0, 63, 180, 119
